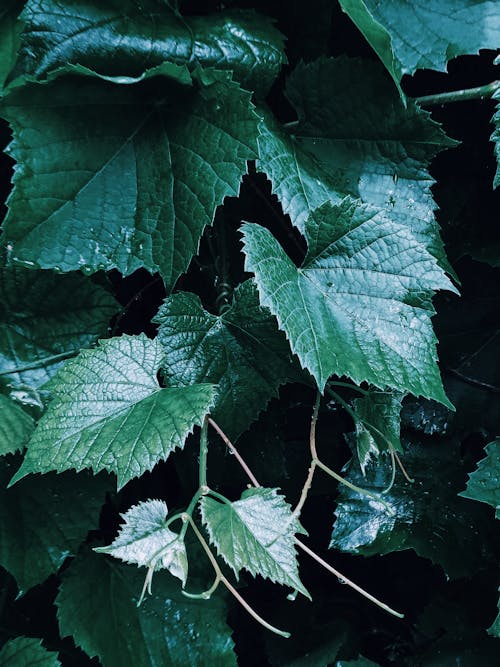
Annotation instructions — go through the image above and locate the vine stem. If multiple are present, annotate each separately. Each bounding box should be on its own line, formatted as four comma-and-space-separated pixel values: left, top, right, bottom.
292, 392, 320, 518
415, 80, 500, 106
208, 417, 260, 487
0, 350, 79, 376
199, 416, 209, 488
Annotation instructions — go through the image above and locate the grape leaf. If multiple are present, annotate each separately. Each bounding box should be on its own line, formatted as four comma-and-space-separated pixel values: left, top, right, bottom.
339, 0, 500, 95
330, 437, 498, 578
10, 334, 216, 489
95, 499, 188, 586
492, 83, 500, 191
200, 487, 309, 598
489, 588, 500, 638
1, 69, 258, 289
0, 637, 61, 667
459, 439, 500, 518
11, 0, 285, 97
0, 395, 34, 456
154, 280, 304, 439
285, 57, 457, 269
242, 198, 454, 401
57, 550, 237, 667
0, 264, 119, 398
0, 455, 110, 593
0, 1, 22, 89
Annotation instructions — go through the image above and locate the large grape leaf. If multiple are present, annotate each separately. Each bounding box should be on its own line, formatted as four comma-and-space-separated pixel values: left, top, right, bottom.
0, 1, 22, 89
10, 334, 216, 489
285, 57, 457, 269
0, 395, 34, 456
154, 280, 304, 439
459, 439, 500, 518
200, 487, 309, 598
0, 264, 119, 398
339, 1, 500, 94
0, 455, 110, 593
1, 69, 259, 289
10, 0, 285, 97
57, 550, 237, 667
0, 637, 61, 667
242, 199, 454, 401
95, 499, 188, 586
330, 437, 498, 578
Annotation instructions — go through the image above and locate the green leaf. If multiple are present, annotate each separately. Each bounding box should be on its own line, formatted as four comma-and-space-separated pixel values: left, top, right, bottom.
285, 57, 457, 268
57, 550, 237, 667
330, 437, 498, 578
459, 439, 500, 518
12, 1, 285, 96
491, 86, 500, 191
0, 455, 110, 593
154, 280, 303, 439
1, 69, 258, 288
242, 199, 454, 401
0, 395, 34, 456
0, 1, 23, 89
339, 1, 500, 94
200, 487, 309, 598
10, 334, 216, 489
0, 637, 61, 667
489, 588, 500, 638
95, 499, 188, 586
0, 264, 119, 397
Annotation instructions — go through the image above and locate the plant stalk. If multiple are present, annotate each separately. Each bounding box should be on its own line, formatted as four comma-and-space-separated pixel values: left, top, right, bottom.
415, 80, 500, 106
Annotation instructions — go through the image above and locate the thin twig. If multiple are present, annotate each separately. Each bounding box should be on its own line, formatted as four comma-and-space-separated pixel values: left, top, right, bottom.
208, 418, 260, 487
393, 451, 415, 483
415, 80, 500, 106
446, 367, 500, 393
292, 392, 320, 518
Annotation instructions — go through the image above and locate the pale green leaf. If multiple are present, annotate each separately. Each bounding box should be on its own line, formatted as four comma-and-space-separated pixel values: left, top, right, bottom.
459, 439, 500, 518
95, 499, 188, 586
57, 550, 237, 667
339, 0, 500, 93
1, 69, 258, 289
0, 455, 110, 593
242, 199, 454, 402
154, 280, 304, 439
0, 395, 34, 456
200, 487, 309, 598
0, 637, 61, 667
285, 57, 457, 269
10, 334, 216, 489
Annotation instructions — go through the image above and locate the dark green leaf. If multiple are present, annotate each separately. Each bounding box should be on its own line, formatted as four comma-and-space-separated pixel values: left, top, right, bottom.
285, 57, 457, 269
12, 0, 285, 96
242, 199, 454, 400
1, 70, 258, 288
459, 439, 500, 518
0, 395, 34, 456
200, 487, 309, 598
492, 84, 500, 192
10, 334, 216, 489
56, 550, 237, 667
0, 455, 110, 593
0, 637, 61, 667
330, 437, 497, 578
489, 588, 500, 638
154, 280, 303, 439
0, 1, 23, 89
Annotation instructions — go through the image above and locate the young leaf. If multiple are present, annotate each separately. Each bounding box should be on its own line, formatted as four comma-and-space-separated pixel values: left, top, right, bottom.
1, 69, 258, 289
0, 264, 119, 396
57, 550, 237, 667
285, 57, 457, 269
0, 637, 61, 667
200, 487, 309, 598
0, 395, 34, 456
459, 439, 499, 518
330, 437, 498, 579
339, 1, 500, 94
154, 280, 304, 439
242, 199, 454, 401
10, 334, 216, 489
0, 456, 110, 593
12, 0, 285, 96
95, 499, 188, 586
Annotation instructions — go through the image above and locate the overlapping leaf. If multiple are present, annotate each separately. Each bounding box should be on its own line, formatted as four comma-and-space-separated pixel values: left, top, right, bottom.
285, 57, 456, 268
10, 0, 285, 96
10, 334, 216, 489
339, 1, 500, 94
0, 1, 22, 89
200, 487, 309, 597
1, 69, 258, 288
459, 439, 500, 518
0, 637, 61, 667
242, 198, 454, 400
95, 499, 188, 586
154, 280, 303, 439
57, 550, 237, 667
0, 395, 34, 456
492, 74, 500, 191
0, 455, 110, 593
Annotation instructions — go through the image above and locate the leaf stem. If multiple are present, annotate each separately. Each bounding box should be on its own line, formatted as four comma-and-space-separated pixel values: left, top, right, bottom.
393, 450, 415, 483
199, 416, 209, 488
208, 417, 260, 487
415, 80, 500, 106
292, 391, 320, 518
0, 350, 80, 376
328, 381, 371, 396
